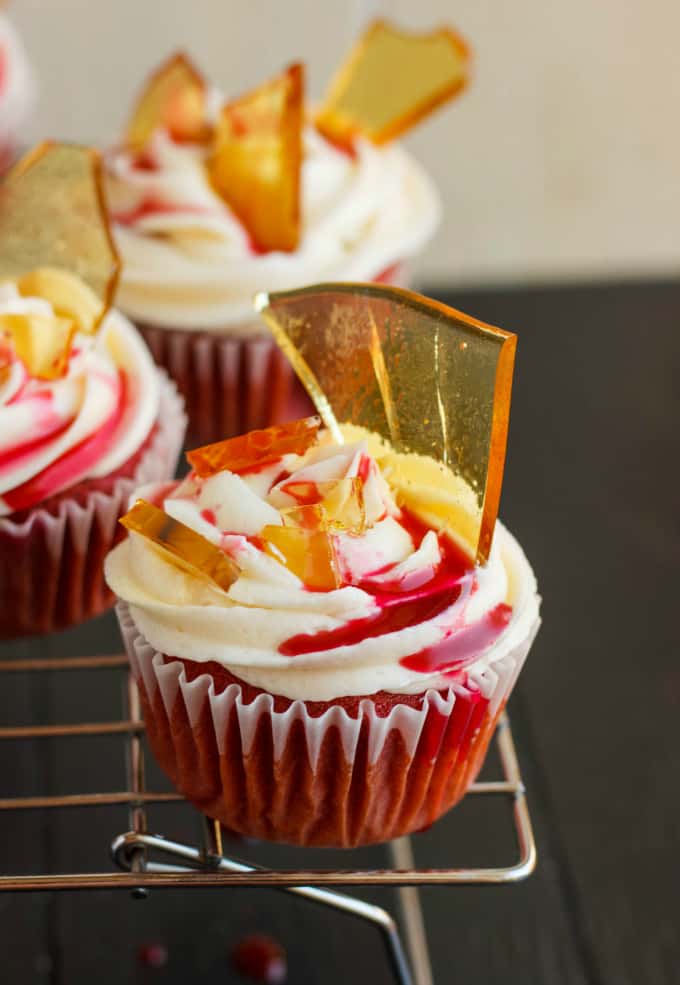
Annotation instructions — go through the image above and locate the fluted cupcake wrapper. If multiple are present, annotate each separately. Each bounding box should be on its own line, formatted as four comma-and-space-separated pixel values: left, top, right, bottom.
135, 263, 410, 447
138, 323, 294, 447
0, 375, 186, 639
117, 600, 539, 848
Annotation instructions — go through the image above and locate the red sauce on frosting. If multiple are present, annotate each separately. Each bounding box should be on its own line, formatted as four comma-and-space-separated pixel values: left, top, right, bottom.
0, 416, 70, 476
278, 506, 512, 675
400, 603, 513, 674
113, 198, 213, 226
2, 371, 128, 513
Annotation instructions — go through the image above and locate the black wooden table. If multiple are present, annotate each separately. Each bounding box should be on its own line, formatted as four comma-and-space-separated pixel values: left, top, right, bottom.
2, 278, 678, 985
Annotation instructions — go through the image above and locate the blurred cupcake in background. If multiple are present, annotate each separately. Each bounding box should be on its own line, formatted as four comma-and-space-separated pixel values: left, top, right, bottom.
0, 10, 36, 173
0, 142, 186, 639
104, 22, 470, 443
106, 284, 541, 848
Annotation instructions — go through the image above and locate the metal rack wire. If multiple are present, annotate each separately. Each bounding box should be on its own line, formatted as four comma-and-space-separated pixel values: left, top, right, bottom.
0, 651, 536, 985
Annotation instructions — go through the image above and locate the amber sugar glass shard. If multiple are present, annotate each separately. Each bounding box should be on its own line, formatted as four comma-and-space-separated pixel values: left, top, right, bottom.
262, 523, 339, 590
187, 416, 321, 477
315, 19, 470, 150
280, 503, 327, 531
120, 500, 240, 593
255, 284, 516, 564
15, 268, 105, 335
282, 477, 366, 534
208, 63, 303, 252
0, 142, 120, 332
0, 312, 75, 380
126, 51, 208, 152
319, 477, 366, 534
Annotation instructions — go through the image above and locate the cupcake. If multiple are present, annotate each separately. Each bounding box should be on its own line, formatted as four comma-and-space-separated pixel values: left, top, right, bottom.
104, 21, 470, 443
0, 11, 36, 174
106, 284, 541, 848
0, 142, 186, 638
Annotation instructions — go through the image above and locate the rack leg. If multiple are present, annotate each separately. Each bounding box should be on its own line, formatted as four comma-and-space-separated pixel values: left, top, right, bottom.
116, 822, 416, 985
124, 673, 148, 899
201, 819, 415, 985
389, 838, 434, 985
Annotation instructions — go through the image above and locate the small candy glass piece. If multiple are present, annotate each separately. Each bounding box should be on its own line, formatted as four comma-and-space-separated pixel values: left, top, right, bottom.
279, 477, 366, 534
120, 500, 240, 593
319, 477, 366, 534
262, 519, 339, 590
15, 268, 105, 335
0, 312, 75, 380
255, 284, 516, 564
280, 503, 327, 531
209, 63, 303, 252
315, 20, 470, 150
126, 51, 208, 151
0, 142, 120, 333
187, 416, 321, 477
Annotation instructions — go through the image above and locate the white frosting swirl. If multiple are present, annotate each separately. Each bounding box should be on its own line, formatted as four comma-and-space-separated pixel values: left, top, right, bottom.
105, 126, 440, 330
105, 434, 540, 701
0, 284, 160, 515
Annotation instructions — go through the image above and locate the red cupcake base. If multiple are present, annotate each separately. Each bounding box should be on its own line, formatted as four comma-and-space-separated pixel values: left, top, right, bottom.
118, 601, 533, 848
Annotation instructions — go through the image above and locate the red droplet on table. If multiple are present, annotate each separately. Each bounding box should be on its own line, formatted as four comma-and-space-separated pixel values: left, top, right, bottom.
231, 934, 287, 983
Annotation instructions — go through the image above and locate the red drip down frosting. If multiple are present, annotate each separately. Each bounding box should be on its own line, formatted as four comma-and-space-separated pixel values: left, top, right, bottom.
279, 507, 512, 680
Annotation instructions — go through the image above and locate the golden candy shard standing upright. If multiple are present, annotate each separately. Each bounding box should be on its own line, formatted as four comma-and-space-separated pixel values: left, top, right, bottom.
0, 142, 120, 331
125, 51, 208, 151
315, 20, 470, 150
255, 284, 516, 564
209, 63, 304, 252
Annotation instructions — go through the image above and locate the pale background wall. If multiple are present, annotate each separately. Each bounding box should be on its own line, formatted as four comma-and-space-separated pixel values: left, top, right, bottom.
11, 0, 680, 286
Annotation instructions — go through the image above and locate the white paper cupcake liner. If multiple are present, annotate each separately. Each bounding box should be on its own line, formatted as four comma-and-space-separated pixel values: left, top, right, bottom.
117, 600, 539, 847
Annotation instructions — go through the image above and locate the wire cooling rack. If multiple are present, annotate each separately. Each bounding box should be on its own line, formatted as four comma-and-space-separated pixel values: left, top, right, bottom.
0, 651, 536, 985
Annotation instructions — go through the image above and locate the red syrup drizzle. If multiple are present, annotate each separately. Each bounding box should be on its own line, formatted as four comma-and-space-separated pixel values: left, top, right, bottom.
278, 507, 513, 677
3, 371, 128, 513
112, 197, 214, 226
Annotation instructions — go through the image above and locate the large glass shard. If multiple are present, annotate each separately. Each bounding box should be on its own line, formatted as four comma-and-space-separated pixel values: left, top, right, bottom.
255, 284, 516, 563
0, 142, 120, 332
120, 500, 240, 593
0, 312, 75, 380
315, 20, 470, 149
125, 51, 208, 151
187, 416, 321, 477
209, 63, 303, 252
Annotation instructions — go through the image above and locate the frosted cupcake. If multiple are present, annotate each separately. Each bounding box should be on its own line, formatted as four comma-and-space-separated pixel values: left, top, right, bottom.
106, 284, 540, 847
0, 12, 36, 174
0, 143, 185, 638
104, 22, 470, 442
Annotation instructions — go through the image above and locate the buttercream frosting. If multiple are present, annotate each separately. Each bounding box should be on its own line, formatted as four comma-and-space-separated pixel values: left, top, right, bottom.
0, 283, 160, 515
105, 125, 440, 330
105, 430, 540, 701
